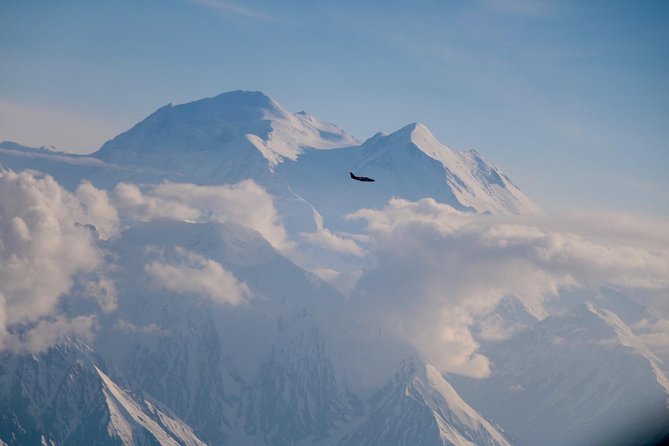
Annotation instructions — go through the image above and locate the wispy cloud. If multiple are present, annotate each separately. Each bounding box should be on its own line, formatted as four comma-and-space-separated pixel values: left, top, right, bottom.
188, 0, 277, 22
146, 247, 251, 306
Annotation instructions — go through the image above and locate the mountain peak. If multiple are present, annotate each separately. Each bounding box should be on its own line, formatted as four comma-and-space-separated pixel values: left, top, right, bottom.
94, 90, 358, 167
208, 89, 281, 111
172, 89, 288, 122
390, 122, 439, 146
362, 121, 456, 163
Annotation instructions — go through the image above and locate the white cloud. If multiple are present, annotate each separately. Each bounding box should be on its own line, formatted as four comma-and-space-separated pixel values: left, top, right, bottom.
0, 171, 104, 352
81, 274, 118, 313
8, 315, 97, 353
115, 319, 164, 334
301, 211, 364, 257
113, 180, 291, 251
476, 313, 526, 341
75, 180, 120, 239
146, 247, 251, 306
634, 318, 669, 365
349, 198, 669, 378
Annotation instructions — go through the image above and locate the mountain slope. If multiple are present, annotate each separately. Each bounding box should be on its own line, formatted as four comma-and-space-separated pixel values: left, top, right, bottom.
0, 341, 205, 446
452, 303, 669, 446
276, 122, 538, 230
340, 360, 511, 446
94, 90, 358, 169
78, 220, 509, 445
0, 92, 537, 221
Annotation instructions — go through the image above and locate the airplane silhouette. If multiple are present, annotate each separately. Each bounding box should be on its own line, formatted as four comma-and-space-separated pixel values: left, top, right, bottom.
350, 172, 375, 182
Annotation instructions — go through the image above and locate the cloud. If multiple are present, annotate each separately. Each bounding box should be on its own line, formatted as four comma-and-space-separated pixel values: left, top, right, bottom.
75, 180, 120, 239
7, 315, 97, 353
634, 318, 669, 365
348, 198, 669, 378
0, 171, 104, 352
112, 180, 291, 251
146, 247, 251, 305
81, 274, 118, 313
0, 97, 121, 154
301, 211, 364, 257
0, 172, 286, 350
476, 313, 526, 341
115, 319, 164, 334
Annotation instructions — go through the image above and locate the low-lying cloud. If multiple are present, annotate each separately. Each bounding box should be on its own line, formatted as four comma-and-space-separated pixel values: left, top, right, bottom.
300, 211, 364, 257
0, 171, 280, 351
146, 247, 251, 305
0, 171, 102, 352
349, 198, 669, 378
112, 180, 291, 250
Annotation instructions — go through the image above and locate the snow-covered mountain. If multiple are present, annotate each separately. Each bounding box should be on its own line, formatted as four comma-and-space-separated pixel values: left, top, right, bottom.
1, 90, 666, 445
452, 302, 669, 446
0, 340, 205, 446
339, 360, 512, 446
0, 91, 537, 223
277, 122, 538, 230
0, 218, 512, 445
96, 90, 359, 169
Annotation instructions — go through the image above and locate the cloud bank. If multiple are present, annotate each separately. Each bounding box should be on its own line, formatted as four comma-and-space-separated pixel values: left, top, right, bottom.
112, 180, 291, 250
0, 171, 102, 352
349, 198, 669, 377
0, 171, 284, 351
2, 168, 666, 375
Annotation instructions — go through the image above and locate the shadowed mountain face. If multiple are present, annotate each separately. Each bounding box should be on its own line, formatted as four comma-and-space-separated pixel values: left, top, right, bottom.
0, 340, 206, 446
451, 303, 669, 446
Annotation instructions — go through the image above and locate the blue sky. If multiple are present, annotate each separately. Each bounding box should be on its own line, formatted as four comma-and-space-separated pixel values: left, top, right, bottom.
1, 0, 667, 214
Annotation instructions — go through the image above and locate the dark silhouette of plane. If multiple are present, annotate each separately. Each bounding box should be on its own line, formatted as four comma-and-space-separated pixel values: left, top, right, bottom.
350, 172, 375, 182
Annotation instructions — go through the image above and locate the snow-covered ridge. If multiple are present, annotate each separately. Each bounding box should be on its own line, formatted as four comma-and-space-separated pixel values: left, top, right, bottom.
95, 90, 359, 168
585, 303, 669, 397
453, 303, 669, 446
0, 90, 538, 219
96, 367, 205, 446
355, 122, 539, 214
0, 340, 206, 446
339, 359, 511, 446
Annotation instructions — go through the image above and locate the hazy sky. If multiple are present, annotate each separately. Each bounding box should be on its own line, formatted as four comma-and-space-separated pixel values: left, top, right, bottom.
1, 0, 667, 214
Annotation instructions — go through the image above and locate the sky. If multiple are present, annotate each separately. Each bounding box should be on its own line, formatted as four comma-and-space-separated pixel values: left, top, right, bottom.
1, 0, 667, 215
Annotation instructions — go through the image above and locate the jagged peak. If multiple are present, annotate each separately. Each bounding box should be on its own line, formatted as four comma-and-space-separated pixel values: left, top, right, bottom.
369, 122, 449, 152
388, 122, 438, 145
361, 121, 456, 162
